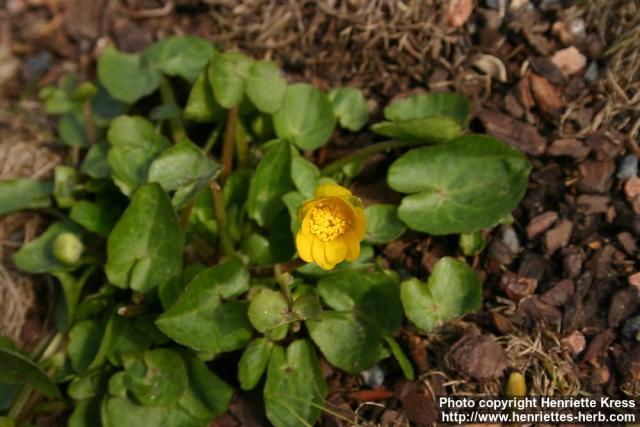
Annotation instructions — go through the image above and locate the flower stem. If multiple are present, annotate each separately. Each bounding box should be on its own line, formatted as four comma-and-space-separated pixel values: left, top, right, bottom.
158, 77, 186, 143
321, 139, 427, 175
250, 258, 306, 278
210, 181, 235, 256
274, 263, 294, 306
235, 119, 249, 169
220, 106, 239, 182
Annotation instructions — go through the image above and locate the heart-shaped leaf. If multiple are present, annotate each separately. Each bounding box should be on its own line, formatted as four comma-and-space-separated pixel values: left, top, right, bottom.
107, 116, 171, 196
401, 257, 482, 332
388, 135, 531, 235
246, 61, 287, 113
364, 204, 406, 243
68, 320, 104, 374
97, 46, 160, 104
238, 338, 273, 391
273, 84, 336, 150
384, 92, 470, 125
155, 258, 252, 354
179, 354, 233, 420
145, 36, 213, 82
0, 348, 59, 398
105, 183, 184, 293
248, 289, 290, 341
209, 51, 251, 108
329, 87, 369, 131
290, 152, 320, 199
264, 340, 326, 427
184, 71, 225, 123
124, 349, 187, 407
371, 116, 463, 142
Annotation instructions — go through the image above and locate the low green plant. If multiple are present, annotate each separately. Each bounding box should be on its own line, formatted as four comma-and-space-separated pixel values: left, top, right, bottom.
0, 35, 531, 426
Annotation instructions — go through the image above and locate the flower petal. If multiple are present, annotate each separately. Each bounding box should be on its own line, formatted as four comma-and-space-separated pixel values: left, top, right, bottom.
296, 232, 314, 262
353, 207, 366, 240
324, 238, 348, 265
312, 240, 334, 270
344, 230, 361, 261
314, 183, 352, 198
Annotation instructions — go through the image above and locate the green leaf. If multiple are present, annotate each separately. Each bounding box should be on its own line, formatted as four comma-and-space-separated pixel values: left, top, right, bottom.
68, 398, 101, 427
53, 165, 80, 208
308, 271, 401, 373
273, 83, 336, 150
145, 36, 213, 82
401, 257, 482, 332
81, 142, 110, 179
248, 289, 289, 341
68, 370, 104, 400
0, 179, 52, 215
364, 204, 406, 244
156, 258, 252, 354
384, 92, 470, 125
459, 232, 486, 256
388, 135, 532, 234
245, 61, 286, 113
124, 349, 187, 407
97, 45, 160, 104
102, 313, 169, 366
264, 340, 326, 427
70, 199, 120, 238
12, 222, 82, 273
247, 140, 293, 226
292, 293, 322, 321
68, 319, 104, 374
383, 336, 414, 381
107, 115, 171, 196
53, 268, 94, 331
148, 140, 221, 208
240, 233, 271, 266
282, 191, 304, 235
371, 116, 463, 142
102, 396, 204, 427
105, 183, 184, 293
58, 111, 89, 146
0, 348, 59, 398
184, 71, 225, 123
291, 152, 320, 199
238, 338, 273, 391
209, 51, 251, 108
328, 87, 369, 131
179, 355, 233, 420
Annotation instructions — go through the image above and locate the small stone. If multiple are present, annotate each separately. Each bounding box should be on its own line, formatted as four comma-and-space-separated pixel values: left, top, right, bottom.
617, 155, 638, 180
583, 329, 615, 367
622, 315, 640, 340
629, 272, 640, 294
547, 138, 590, 159
617, 232, 637, 256
448, 0, 474, 27
517, 296, 562, 327
530, 73, 564, 116
504, 92, 524, 118
541, 279, 575, 306
584, 61, 599, 82
563, 253, 583, 278
544, 219, 573, 254
501, 225, 520, 254
526, 211, 558, 239
624, 176, 640, 199
576, 194, 610, 214
578, 160, 615, 193
361, 364, 386, 388
608, 288, 640, 328
562, 330, 585, 355
445, 334, 508, 381
551, 46, 587, 76
530, 56, 566, 85
500, 271, 538, 301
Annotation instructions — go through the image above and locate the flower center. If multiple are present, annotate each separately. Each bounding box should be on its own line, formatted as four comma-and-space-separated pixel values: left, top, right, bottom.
309, 204, 350, 242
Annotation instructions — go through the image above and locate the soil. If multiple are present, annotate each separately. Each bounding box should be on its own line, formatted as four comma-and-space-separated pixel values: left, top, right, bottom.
2, 0, 639, 426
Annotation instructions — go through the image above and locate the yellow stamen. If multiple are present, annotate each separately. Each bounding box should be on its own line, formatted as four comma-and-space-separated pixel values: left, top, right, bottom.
309, 204, 350, 242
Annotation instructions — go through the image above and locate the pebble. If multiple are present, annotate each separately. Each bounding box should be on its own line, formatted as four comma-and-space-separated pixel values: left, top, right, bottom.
585, 61, 599, 82
629, 272, 640, 294
551, 46, 587, 76
617, 155, 638, 180
624, 176, 640, 199
361, 364, 386, 388
526, 211, 558, 239
501, 225, 520, 254
622, 315, 640, 340
544, 219, 573, 254
562, 330, 586, 355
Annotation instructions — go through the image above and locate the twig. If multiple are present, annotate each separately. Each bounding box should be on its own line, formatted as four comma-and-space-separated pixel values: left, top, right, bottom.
249, 257, 306, 278
210, 181, 235, 256
220, 106, 239, 182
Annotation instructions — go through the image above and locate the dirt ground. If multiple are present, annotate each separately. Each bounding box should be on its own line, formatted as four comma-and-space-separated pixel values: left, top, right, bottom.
1, 0, 640, 425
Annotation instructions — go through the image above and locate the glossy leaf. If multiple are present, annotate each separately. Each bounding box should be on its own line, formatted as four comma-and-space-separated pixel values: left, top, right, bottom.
58, 112, 89, 146
209, 51, 251, 108
247, 140, 293, 226
273, 83, 336, 150
156, 258, 252, 354
179, 355, 233, 420
70, 198, 120, 238
101, 396, 204, 427
328, 87, 369, 131
184, 71, 225, 123
12, 221, 82, 274
68, 398, 101, 427
124, 349, 187, 407
148, 140, 221, 208
364, 204, 406, 243
80, 142, 110, 179
384, 336, 414, 381
105, 183, 184, 293
290, 152, 320, 199
248, 289, 289, 341
384, 92, 470, 125
371, 116, 462, 142
388, 135, 532, 234
0, 179, 52, 215
401, 257, 482, 332
107, 116, 171, 196
246, 61, 286, 113
145, 36, 214, 82
264, 340, 326, 427
97, 46, 160, 104
68, 320, 104, 374
238, 338, 273, 391
0, 348, 59, 398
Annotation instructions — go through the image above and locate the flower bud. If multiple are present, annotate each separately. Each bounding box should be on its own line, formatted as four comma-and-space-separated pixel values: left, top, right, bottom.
53, 232, 84, 265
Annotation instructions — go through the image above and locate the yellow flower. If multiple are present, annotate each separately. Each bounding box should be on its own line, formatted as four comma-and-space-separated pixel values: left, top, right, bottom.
296, 183, 366, 270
